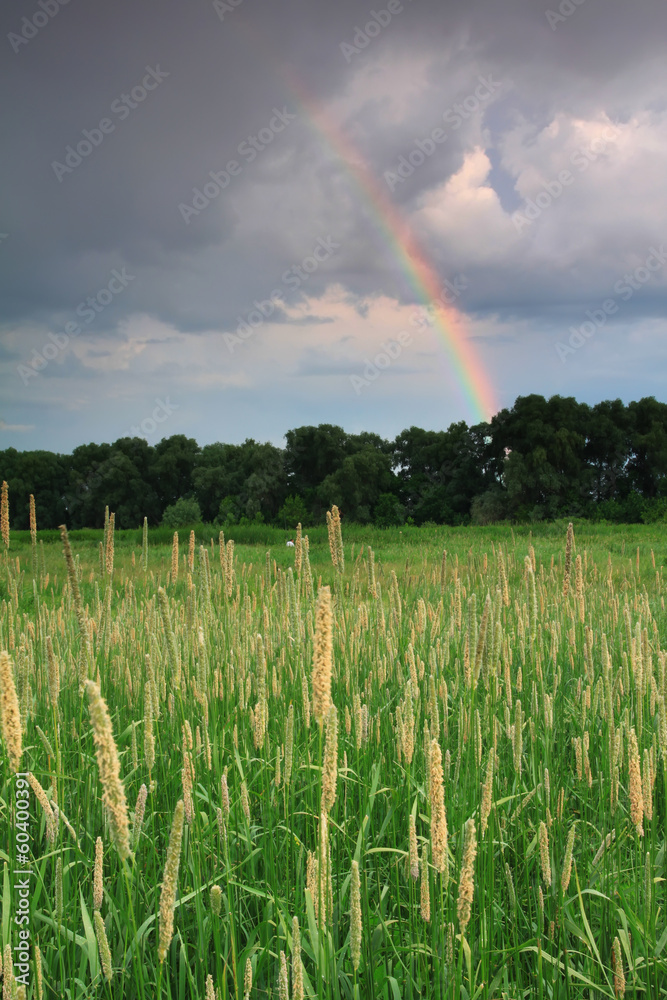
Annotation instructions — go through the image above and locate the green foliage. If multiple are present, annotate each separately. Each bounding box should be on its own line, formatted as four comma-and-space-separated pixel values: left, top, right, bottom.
470, 487, 508, 525
642, 496, 667, 523
161, 496, 202, 527
217, 494, 241, 526
277, 493, 309, 527
2, 523, 666, 999
373, 492, 405, 527
3, 395, 667, 530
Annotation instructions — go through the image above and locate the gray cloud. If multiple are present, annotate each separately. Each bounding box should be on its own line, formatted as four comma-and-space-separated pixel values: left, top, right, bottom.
1, 0, 666, 448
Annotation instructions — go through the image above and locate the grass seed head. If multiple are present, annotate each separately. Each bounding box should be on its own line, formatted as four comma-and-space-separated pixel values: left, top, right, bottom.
612, 935, 625, 997
642, 748, 653, 822
171, 532, 179, 582
188, 529, 195, 572
563, 522, 574, 596
420, 842, 430, 922
350, 859, 362, 971
561, 822, 576, 892
538, 820, 552, 887
221, 771, 230, 818
429, 740, 448, 880
93, 836, 104, 910
457, 818, 477, 938
278, 950, 289, 1000
480, 752, 494, 836
320, 703, 338, 814
241, 781, 251, 822
513, 700, 523, 776
85, 680, 131, 861
158, 799, 185, 964
627, 727, 644, 836
35, 944, 43, 1000
408, 813, 419, 880
0, 481, 9, 549
210, 884, 222, 916
292, 916, 303, 1000
94, 910, 113, 981
3, 943, 14, 1000
182, 749, 194, 824
55, 856, 63, 928
132, 784, 148, 848
244, 956, 252, 999
27, 772, 56, 843
0, 651, 23, 772
312, 586, 333, 726
105, 512, 115, 577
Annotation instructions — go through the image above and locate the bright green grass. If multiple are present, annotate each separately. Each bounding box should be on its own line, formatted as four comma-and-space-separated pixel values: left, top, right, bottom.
0, 521, 665, 999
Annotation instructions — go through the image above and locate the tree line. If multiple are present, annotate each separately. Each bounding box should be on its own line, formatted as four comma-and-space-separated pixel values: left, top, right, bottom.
2, 394, 666, 530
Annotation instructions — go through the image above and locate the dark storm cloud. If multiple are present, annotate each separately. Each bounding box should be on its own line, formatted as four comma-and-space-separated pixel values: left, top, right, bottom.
1, 0, 666, 449
1, 0, 665, 333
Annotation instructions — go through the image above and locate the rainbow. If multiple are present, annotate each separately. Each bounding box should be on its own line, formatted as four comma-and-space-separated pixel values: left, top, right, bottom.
234, 23, 498, 423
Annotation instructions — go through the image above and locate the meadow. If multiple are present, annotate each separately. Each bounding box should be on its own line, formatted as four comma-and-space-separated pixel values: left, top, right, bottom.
0, 509, 666, 999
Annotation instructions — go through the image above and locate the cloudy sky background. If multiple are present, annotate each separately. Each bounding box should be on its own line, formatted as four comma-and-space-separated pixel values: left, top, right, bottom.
1, 0, 666, 452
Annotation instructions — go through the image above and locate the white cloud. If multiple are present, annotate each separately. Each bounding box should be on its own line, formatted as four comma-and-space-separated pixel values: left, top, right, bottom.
0, 420, 34, 432
413, 146, 516, 262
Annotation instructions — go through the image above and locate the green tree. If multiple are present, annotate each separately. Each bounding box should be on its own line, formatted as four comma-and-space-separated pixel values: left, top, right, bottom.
63, 442, 114, 527
283, 424, 349, 518
62, 440, 161, 529
162, 497, 202, 527
192, 444, 230, 522
194, 440, 285, 523
217, 495, 241, 525
489, 395, 590, 518
585, 399, 630, 503
470, 488, 508, 525
0, 447, 69, 529
393, 422, 492, 524
374, 493, 405, 527
317, 447, 395, 522
277, 494, 309, 528
150, 435, 200, 513
626, 397, 667, 497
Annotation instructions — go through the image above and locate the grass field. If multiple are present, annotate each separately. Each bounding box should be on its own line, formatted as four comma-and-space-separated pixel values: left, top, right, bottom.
0, 515, 666, 999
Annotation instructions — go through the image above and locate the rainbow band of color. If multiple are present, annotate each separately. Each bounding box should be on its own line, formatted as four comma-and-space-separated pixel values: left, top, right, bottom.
286, 72, 498, 424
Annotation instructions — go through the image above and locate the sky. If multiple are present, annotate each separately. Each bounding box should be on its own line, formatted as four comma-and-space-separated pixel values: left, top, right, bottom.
1, 0, 666, 453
